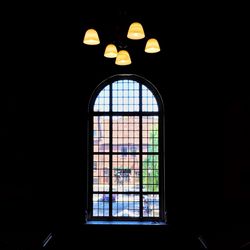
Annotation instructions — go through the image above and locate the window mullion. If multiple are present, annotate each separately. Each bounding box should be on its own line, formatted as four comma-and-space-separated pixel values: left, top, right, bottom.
139, 83, 143, 219
109, 84, 113, 218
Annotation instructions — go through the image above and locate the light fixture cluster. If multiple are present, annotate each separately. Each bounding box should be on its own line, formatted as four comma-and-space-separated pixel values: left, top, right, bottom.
83, 22, 160, 66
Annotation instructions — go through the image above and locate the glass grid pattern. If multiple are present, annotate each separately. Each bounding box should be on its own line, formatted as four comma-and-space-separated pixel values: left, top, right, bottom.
112, 116, 140, 153
93, 116, 109, 152
93, 194, 109, 217
143, 195, 159, 217
113, 194, 140, 217
143, 155, 159, 192
94, 85, 110, 112
112, 80, 140, 112
91, 79, 161, 220
142, 85, 158, 112
142, 116, 159, 152
93, 155, 109, 192
112, 155, 140, 192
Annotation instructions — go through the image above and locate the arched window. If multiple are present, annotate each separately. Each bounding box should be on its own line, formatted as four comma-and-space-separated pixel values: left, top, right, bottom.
88, 75, 165, 222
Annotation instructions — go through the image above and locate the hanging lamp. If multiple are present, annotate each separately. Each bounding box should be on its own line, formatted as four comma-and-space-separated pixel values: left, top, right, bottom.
83, 29, 100, 45
115, 50, 132, 65
127, 22, 145, 40
145, 38, 160, 53
104, 44, 118, 58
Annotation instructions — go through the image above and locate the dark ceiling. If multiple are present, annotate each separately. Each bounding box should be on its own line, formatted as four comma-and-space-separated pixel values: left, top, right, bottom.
7, 2, 213, 93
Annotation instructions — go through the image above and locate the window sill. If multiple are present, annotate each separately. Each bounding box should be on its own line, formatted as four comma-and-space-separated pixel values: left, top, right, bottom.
85, 221, 167, 226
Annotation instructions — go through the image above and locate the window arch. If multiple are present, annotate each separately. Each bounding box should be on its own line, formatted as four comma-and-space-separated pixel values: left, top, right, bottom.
88, 74, 165, 221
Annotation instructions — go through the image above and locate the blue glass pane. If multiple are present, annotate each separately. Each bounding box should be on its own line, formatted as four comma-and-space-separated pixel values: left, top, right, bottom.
142, 85, 158, 112
112, 80, 140, 112
94, 85, 110, 112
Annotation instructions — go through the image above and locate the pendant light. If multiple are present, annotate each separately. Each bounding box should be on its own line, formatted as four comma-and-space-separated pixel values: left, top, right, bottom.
104, 44, 118, 58
145, 38, 160, 53
127, 22, 145, 40
83, 29, 100, 45
115, 50, 132, 66
82, 19, 162, 65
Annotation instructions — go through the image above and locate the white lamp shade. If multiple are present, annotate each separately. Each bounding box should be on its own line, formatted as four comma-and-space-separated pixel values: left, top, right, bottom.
104, 44, 117, 58
145, 38, 160, 53
83, 29, 100, 45
115, 50, 132, 66
127, 22, 145, 40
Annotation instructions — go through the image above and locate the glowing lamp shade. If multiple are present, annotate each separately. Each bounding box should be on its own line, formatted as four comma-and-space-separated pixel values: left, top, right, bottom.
127, 22, 145, 40
83, 29, 100, 45
145, 38, 160, 53
115, 50, 132, 66
104, 44, 117, 58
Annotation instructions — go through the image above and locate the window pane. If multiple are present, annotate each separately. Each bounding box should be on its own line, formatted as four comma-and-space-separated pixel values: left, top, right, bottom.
90, 78, 163, 221
142, 155, 159, 192
142, 116, 159, 152
112, 116, 139, 152
112, 80, 139, 112
142, 85, 158, 112
93, 116, 109, 152
93, 194, 109, 217
112, 155, 140, 192
112, 194, 140, 217
93, 155, 109, 192
94, 85, 110, 112
143, 194, 159, 217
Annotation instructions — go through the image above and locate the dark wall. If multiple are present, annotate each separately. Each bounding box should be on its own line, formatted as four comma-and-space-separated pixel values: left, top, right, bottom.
1, 2, 249, 249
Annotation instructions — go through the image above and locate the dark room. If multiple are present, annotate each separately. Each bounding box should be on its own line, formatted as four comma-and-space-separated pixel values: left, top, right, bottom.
1, 2, 250, 249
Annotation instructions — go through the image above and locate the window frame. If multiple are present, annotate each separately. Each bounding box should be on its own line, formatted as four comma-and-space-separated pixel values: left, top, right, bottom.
87, 74, 165, 222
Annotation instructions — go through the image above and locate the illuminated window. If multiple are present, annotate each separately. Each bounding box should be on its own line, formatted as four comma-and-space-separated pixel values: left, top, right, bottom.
88, 75, 165, 221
